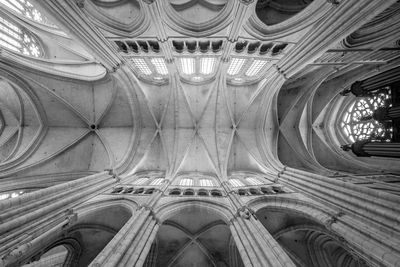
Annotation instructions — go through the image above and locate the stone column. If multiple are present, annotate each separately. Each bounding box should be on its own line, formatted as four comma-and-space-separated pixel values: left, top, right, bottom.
89, 176, 170, 267
88, 207, 159, 267
0, 172, 115, 258
0, 211, 77, 267
346, 140, 400, 158
373, 106, 400, 122
230, 211, 295, 267
222, 182, 295, 267
279, 167, 400, 266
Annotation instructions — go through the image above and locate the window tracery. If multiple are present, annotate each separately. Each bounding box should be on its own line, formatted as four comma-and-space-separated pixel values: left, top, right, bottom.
229, 179, 244, 187
0, 0, 56, 27
132, 177, 148, 185
199, 178, 213, 187
150, 178, 164, 186
340, 91, 392, 142
0, 16, 42, 57
179, 178, 193, 186
130, 57, 169, 81
177, 56, 217, 82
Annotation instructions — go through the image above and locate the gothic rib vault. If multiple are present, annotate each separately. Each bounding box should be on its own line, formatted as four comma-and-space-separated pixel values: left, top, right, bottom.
0, 0, 400, 266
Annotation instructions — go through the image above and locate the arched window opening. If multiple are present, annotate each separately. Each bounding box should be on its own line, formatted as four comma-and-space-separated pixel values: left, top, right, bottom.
111, 187, 123, 193
0, 16, 43, 57
0, 0, 57, 27
238, 189, 247, 196
183, 189, 194, 196
210, 190, 222, 197
249, 188, 259, 195
169, 188, 181, 195
179, 178, 193, 187
178, 56, 217, 81
340, 91, 392, 142
145, 188, 155, 194
123, 187, 134, 193
198, 189, 208, 196
23, 245, 69, 267
272, 185, 284, 193
133, 188, 144, 194
229, 179, 244, 187
130, 57, 169, 81
261, 186, 275, 194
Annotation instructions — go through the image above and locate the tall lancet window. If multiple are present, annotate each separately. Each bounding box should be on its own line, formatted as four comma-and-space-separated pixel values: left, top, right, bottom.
0, 0, 56, 27
0, 16, 43, 57
340, 91, 392, 142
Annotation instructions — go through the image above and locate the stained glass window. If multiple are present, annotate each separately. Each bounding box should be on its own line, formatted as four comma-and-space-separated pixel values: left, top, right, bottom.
0, 0, 57, 27
0, 16, 42, 57
179, 178, 193, 186
340, 91, 392, 142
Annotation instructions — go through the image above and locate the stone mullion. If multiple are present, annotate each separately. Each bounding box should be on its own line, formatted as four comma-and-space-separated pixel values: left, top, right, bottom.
277, 0, 397, 78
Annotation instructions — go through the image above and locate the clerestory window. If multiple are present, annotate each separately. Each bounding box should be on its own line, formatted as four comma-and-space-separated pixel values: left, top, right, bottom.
0, 0, 56, 27
0, 16, 42, 57
150, 178, 164, 186
199, 179, 214, 187
246, 177, 263, 185
179, 178, 193, 187
133, 177, 148, 185
229, 179, 244, 187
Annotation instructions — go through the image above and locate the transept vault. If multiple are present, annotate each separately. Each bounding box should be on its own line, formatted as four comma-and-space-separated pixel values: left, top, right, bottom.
0, 0, 400, 266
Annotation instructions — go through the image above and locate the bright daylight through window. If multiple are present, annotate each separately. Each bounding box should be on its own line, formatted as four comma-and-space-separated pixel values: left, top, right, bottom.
341, 91, 392, 142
